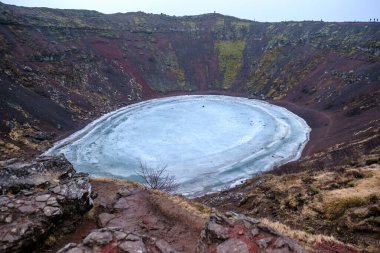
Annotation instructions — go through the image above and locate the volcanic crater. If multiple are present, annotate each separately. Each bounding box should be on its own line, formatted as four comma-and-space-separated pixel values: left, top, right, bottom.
45, 95, 310, 196
0, 2, 379, 253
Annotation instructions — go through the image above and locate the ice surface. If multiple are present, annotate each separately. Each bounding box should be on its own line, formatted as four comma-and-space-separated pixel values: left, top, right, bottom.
45, 95, 310, 196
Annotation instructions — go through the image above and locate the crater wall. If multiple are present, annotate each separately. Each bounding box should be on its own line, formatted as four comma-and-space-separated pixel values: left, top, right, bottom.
0, 2, 379, 169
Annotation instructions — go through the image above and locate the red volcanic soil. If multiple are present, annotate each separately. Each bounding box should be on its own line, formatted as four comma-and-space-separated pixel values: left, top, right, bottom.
43, 179, 206, 253
273, 98, 380, 172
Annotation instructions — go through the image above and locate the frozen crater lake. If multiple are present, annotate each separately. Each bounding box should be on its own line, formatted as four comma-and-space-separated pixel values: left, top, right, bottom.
46, 95, 310, 196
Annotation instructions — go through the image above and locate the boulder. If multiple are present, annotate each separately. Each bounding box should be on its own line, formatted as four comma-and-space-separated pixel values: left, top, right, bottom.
57, 227, 178, 253
216, 238, 249, 253
0, 155, 93, 253
196, 212, 305, 253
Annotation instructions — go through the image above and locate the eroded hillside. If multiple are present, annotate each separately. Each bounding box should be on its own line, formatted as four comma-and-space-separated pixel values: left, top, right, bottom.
0, 2, 379, 167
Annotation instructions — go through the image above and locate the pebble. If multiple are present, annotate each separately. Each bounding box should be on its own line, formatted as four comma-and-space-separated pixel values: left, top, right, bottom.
83, 231, 113, 245
43, 206, 62, 217
207, 222, 229, 240
118, 240, 147, 253
47, 197, 60, 207
216, 238, 249, 253
36, 194, 51, 202
258, 237, 273, 249
5, 215, 12, 223
18, 205, 35, 214
51, 185, 61, 194
251, 228, 259, 237
155, 239, 177, 253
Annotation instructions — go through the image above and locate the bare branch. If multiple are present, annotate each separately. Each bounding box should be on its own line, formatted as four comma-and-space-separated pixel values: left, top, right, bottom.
137, 162, 179, 193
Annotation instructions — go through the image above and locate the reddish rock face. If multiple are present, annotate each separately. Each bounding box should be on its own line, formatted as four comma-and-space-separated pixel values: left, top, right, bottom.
0, 2, 379, 167
196, 213, 305, 253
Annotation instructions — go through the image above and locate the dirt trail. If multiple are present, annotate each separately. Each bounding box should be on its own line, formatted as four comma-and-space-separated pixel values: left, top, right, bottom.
47, 179, 206, 253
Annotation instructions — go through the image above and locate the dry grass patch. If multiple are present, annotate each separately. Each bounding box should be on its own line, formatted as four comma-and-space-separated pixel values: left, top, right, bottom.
260, 218, 358, 251
322, 166, 380, 202
9, 122, 40, 149
323, 197, 364, 220
167, 195, 213, 219
147, 192, 209, 231
90, 176, 144, 190
0, 139, 21, 158
273, 175, 304, 192
150, 189, 212, 219
316, 165, 380, 219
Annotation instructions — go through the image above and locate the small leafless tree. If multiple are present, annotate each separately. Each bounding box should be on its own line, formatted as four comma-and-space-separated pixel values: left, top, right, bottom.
137, 162, 179, 193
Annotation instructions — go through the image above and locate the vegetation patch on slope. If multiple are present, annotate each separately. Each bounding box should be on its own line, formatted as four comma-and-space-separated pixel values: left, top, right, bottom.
215, 40, 246, 89
198, 162, 380, 252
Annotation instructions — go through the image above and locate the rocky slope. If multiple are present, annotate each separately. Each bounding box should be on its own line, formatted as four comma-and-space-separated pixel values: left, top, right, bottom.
0, 2, 379, 170
0, 156, 372, 252
0, 155, 93, 253
57, 213, 306, 253
198, 160, 380, 252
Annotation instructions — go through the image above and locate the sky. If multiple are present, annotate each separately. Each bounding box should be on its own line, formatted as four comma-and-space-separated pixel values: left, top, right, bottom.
2, 0, 379, 22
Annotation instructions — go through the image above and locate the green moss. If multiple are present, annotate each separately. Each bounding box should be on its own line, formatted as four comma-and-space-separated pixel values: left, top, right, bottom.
286, 22, 297, 27
307, 187, 320, 196
267, 24, 276, 32
163, 49, 180, 71
133, 16, 146, 26
267, 34, 286, 49
324, 197, 364, 220
231, 21, 250, 30
246, 48, 282, 92
171, 68, 186, 89
213, 18, 225, 32
342, 33, 365, 45
181, 21, 197, 29
294, 193, 305, 206
303, 226, 315, 234
72, 17, 87, 28
368, 193, 378, 204
319, 26, 331, 36
265, 54, 321, 99
215, 40, 246, 89
148, 43, 187, 91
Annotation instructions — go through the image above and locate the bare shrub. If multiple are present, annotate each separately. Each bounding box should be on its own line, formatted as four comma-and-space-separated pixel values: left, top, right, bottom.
137, 162, 179, 193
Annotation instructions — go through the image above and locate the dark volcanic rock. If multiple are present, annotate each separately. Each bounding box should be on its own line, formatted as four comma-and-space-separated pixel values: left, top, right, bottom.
57, 227, 179, 253
26, 131, 54, 142
216, 238, 249, 253
0, 155, 93, 253
196, 212, 305, 253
